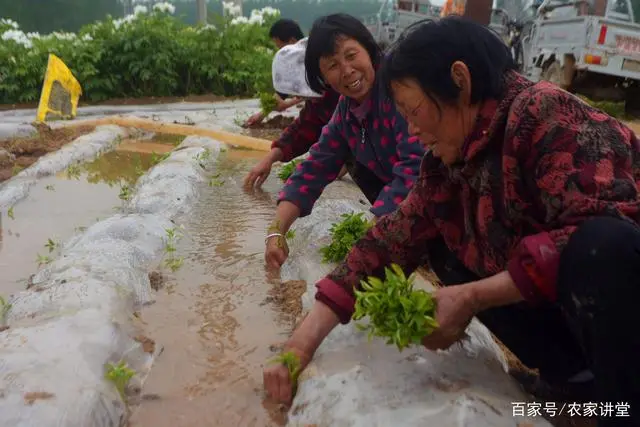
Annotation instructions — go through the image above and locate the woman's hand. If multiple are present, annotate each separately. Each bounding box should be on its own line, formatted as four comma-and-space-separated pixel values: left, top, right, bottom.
422, 271, 524, 350
244, 148, 283, 189
263, 301, 340, 404
243, 111, 265, 128
263, 344, 313, 404
265, 235, 289, 269
244, 156, 274, 188
421, 284, 480, 351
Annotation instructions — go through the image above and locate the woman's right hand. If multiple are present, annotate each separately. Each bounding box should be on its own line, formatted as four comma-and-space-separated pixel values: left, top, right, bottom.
244, 156, 274, 188
263, 344, 312, 404
263, 301, 340, 404
265, 235, 289, 268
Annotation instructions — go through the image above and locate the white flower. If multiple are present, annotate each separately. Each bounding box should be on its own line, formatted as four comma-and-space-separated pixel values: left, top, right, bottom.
197, 23, 217, 33
153, 2, 176, 14
223, 1, 242, 17
1, 29, 32, 48
0, 18, 19, 29
260, 6, 280, 16
82, 34, 93, 41
230, 16, 249, 25
113, 14, 137, 29
134, 5, 148, 15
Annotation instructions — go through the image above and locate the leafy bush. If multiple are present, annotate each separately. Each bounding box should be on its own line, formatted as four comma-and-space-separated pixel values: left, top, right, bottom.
319, 212, 374, 263
353, 263, 438, 351
0, 6, 279, 104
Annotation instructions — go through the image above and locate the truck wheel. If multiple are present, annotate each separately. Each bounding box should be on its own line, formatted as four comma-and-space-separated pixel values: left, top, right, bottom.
542, 61, 572, 90
624, 86, 640, 118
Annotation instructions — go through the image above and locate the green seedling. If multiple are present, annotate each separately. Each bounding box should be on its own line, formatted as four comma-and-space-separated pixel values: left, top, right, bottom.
285, 229, 295, 240
119, 185, 132, 201
7, 206, 14, 220
353, 263, 438, 352
45, 184, 55, 191
259, 92, 278, 116
11, 164, 23, 176
45, 238, 58, 253
194, 148, 212, 165
65, 164, 81, 180
150, 151, 170, 167
233, 111, 249, 127
277, 159, 302, 182
36, 253, 52, 266
0, 295, 12, 324
209, 177, 224, 187
164, 256, 184, 272
163, 227, 184, 272
269, 351, 302, 387
104, 360, 136, 401
164, 227, 182, 254
319, 212, 374, 263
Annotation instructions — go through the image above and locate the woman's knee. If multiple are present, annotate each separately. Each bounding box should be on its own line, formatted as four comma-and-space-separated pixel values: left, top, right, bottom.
557, 215, 640, 308
560, 216, 640, 272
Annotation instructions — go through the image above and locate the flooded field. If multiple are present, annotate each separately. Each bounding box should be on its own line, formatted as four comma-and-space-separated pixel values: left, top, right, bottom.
0, 138, 176, 295
128, 149, 293, 427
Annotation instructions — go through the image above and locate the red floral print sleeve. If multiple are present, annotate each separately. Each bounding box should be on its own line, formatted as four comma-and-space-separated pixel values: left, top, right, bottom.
505, 85, 640, 303
314, 170, 441, 323
271, 90, 340, 162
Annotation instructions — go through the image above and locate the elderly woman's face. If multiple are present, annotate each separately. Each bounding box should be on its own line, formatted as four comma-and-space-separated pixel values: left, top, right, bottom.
392, 79, 466, 165
391, 64, 476, 166
318, 36, 375, 103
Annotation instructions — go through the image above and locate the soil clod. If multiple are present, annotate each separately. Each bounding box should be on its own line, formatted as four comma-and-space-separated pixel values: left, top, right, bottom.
265, 280, 306, 328
23, 391, 55, 405
149, 271, 166, 291
134, 335, 156, 354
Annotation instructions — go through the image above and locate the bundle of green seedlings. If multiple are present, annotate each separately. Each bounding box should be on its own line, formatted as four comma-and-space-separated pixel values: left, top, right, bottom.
352, 263, 438, 351
269, 351, 302, 391
259, 92, 279, 116
319, 212, 374, 263
277, 158, 302, 182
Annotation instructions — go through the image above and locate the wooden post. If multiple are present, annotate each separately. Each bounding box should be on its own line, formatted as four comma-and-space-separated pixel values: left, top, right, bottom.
463, 0, 494, 25
123, 0, 133, 16
197, 0, 208, 24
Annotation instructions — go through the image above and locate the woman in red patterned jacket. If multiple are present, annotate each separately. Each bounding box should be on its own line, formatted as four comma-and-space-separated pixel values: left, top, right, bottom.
264, 17, 640, 425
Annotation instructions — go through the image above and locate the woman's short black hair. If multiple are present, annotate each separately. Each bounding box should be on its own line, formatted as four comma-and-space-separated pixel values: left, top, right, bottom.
269, 19, 304, 42
305, 13, 382, 94
380, 16, 517, 106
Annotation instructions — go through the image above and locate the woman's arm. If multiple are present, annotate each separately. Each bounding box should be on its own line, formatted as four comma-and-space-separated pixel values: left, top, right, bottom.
275, 94, 304, 112
285, 181, 440, 352
271, 90, 341, 162
370, 109, 426, 217
504, 85, 640, 304
275, 102, 350, 218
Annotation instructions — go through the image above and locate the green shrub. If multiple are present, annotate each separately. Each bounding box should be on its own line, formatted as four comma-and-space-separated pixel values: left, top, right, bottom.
0, 8, 279, 104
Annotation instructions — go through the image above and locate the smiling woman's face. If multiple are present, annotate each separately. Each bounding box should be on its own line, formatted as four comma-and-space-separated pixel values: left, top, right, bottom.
318, 36, 375, 103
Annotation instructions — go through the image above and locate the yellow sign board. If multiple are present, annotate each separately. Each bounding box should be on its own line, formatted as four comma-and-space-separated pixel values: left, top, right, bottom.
36, 54, 82, 122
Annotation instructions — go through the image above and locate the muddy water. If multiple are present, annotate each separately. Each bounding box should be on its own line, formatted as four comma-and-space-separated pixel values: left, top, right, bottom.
128, 149, 291, 427
0, 139, 174, 296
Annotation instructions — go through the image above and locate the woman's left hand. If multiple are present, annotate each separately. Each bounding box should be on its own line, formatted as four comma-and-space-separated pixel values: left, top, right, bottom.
422, 284, 480, 351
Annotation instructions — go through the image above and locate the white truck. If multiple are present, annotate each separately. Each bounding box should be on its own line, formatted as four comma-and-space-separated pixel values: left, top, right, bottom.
364, 0, 522, 47
520, 0, 640, 114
